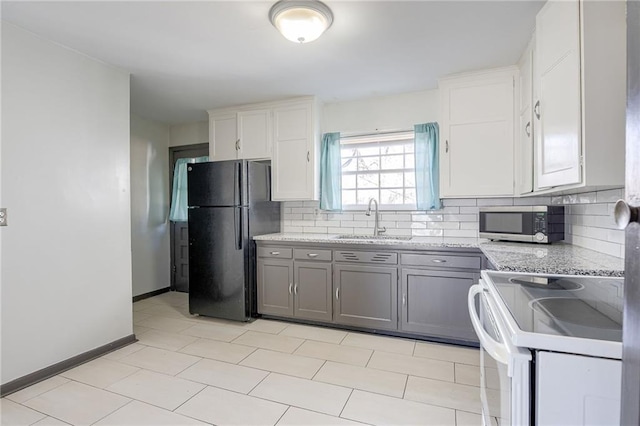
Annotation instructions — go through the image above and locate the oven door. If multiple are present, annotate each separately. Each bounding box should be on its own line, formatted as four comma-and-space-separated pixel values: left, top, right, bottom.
469, 283, 532, 426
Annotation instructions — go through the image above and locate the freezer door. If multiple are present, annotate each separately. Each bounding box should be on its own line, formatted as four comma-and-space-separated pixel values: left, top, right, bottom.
188, 206, 250, 321
187, 160, 245, 207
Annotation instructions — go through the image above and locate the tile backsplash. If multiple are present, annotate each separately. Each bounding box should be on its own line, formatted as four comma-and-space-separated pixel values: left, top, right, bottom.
281, 188, 626, 258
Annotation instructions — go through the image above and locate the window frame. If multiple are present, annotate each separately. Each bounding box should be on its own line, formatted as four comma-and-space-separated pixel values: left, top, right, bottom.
339, 131, 417, 211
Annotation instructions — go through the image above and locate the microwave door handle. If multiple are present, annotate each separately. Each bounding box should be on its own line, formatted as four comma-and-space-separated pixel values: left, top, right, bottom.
468, 285, 510, 365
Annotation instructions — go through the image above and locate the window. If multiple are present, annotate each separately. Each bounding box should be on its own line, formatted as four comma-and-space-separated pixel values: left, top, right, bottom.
340, 131, 416, 209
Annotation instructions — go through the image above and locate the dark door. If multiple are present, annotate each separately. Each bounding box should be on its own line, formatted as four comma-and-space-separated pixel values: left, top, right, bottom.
169, 143, 208, 293
621, 2, 640, 424
188, 160, 244, 207
188, 206, 249, 321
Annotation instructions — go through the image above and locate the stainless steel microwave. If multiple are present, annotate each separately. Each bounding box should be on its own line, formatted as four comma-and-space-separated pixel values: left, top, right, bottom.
479, 206, 565, 243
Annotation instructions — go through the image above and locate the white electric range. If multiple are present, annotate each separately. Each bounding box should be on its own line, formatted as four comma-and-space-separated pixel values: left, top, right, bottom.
469, 270, 623, 426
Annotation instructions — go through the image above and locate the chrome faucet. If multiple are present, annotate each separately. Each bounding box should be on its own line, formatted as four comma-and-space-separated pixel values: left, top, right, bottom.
366, 198, 386, 236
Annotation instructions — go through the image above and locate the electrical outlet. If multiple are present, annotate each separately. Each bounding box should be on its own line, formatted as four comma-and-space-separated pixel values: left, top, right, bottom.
0, 208, 7, 226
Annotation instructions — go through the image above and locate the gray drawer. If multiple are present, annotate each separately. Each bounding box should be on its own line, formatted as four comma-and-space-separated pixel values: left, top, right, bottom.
257, 247, 293, 259
335, 250, 398, 265
401, 253, 481, 270
294, 248, 332, 261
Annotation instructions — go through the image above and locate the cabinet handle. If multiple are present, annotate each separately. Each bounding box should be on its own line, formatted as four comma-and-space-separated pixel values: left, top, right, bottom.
432, 259, 447, 263
335, 287, 340, 300
525, 122, 531, 137
534, 101, 540, 119
289, 283, 293, 295
445, 140, 449, 153
307, 151, 310, 162
402, 294, 406, 306
294, 284, 298, 295
236, 139, 240, 150
270, 251, 280, 256
307, 253, 319, 258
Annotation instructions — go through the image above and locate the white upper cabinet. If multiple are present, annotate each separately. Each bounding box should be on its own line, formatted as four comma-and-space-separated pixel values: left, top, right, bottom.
209, 113, 238, 161
534, 0, 582, 189
439, 67, 517, 198
530, 0, 625, 193
272, 98, 320, 201
238, 109, 271, 160
516, 38, 534, 195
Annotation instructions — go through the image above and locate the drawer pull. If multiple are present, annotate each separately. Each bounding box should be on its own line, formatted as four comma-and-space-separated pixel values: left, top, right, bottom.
294, 284, 298, 295
307, 253, 319, 258
289, 283, 293, 295
402, 294, 406, 306
336, 287, 340, 300
432, 259, 447, 263
270, 251, 280, 255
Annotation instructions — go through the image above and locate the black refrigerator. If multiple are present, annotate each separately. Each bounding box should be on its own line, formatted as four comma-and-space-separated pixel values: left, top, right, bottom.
187, 160, 281, 321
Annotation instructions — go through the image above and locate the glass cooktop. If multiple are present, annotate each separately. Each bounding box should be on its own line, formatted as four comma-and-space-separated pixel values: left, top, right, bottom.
486, 271, 623, 343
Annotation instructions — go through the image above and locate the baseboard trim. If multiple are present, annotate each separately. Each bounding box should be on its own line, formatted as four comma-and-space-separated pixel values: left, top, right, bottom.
132, 286, 171, 302
0, 334, 137, 397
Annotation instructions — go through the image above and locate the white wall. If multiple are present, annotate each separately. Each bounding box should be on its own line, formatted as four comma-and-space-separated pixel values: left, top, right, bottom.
1, 23, 133, 384
169, 121, 208, 147
322, 89, 438, 134
130, 115, 171, 297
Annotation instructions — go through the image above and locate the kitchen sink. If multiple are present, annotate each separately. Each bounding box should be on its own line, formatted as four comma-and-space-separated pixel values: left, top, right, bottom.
334, 235, 413, 241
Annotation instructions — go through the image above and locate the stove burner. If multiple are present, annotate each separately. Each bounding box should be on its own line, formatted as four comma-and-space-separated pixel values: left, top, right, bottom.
509, 276, 584, 291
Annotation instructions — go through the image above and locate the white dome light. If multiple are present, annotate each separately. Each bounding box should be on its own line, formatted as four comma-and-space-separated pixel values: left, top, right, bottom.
269, 0, 334, 44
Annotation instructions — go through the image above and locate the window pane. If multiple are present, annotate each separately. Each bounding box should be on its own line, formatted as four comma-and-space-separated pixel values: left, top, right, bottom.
381, 144, 403, 155
380, 172, 403, 188
381, 189, 405, 204
356, 146, 379, 156
357, 189, 378, 204
405, 143, 415, 153
342, 190, 356, 205
381, 155, 404, 170
358, 156, 380, 171
405, 154, 415, 168
357, 174, 379, 188
405, 172, 416, 188
405, 188, 416, 204
342, 156, 357, 172
342, 174, 356, 189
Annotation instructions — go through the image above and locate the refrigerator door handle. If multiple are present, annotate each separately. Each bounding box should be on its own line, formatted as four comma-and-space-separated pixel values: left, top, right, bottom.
234, 162, 240, 206
235, 207, 243, 250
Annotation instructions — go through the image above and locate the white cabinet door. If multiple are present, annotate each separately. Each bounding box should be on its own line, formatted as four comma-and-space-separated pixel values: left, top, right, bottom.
537, 352, 621, 426
516, 42, 534, 195
534, 0, 581, 189
439, 69, 516, 197
209, 113, 238, 161
272, 101, 316, 200
238, 109, 271, 160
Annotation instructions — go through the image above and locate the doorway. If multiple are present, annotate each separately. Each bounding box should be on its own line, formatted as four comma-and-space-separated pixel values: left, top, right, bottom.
169, 143, 209, 293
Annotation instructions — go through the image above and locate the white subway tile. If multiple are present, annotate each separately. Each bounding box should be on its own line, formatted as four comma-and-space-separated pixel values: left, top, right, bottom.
285, 201, 304, 207
596, 189, 625, 203
551, 196, 564, 205
290, 220, 309, 227
286, 214, 303, 220
443, 214, 477, 222
411, 229, 444, 237
443, 229, 478, 238
570, 235, 622, 258
385, 229, 412, 237
460, 222, 479, 230
442, 237, 480, 245
352, 214, 370, 221
439, 206, 461, 213
283, 208, 292, 214
513, 196, 552, 206
410, 234, 444, 243
570, 204, 610, 216
285, 226, 303, 233
426, 222, 460, 230
328, 213, 353, 221
607, 229, 625, 244
442, 198, 477, 207
303, 226, 328, 233
476, 198, 514, 206
380, 214, 412, 221
291, 207, 315, 214
303, 201, 320, 208
412, 214, 443, 221
341, 221, 369, 228
315, 220, 340, 227
328, 227, 354, 234
572, 225, 609, 241
459, 207, 479, 214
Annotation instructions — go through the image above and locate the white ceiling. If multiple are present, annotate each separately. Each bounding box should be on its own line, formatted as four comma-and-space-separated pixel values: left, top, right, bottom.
1, 1, 544, 124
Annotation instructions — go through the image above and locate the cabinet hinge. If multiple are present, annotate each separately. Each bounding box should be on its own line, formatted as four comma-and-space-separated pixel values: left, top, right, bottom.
579, 155, 584, 166
172, 264, 177, 273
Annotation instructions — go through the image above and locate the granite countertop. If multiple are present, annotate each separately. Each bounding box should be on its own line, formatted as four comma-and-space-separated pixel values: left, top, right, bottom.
254, 233, 625, 277
480, 241, 624, 277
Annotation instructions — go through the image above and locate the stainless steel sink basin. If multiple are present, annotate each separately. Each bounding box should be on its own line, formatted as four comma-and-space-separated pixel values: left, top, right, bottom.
334, 235, 412, 241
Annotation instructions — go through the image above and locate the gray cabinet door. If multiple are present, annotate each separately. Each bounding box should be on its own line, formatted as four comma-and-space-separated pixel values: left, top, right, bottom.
294, 261, 332, 322
400, 268, 479, 342
257, 259, 293, 317
334, 264, 398, 330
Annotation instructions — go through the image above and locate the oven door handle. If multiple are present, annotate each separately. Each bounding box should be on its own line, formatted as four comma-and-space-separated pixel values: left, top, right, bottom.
468, 284, 510, 365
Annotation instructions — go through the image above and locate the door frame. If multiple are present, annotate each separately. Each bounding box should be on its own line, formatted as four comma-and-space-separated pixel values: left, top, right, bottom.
169, 143, 209, 291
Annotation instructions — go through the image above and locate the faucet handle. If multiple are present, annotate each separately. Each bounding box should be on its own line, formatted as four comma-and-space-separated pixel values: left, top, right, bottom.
378, 227, 387, 234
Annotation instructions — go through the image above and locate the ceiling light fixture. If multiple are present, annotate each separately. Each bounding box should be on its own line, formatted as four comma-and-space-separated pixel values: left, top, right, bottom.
269, 0, 334, 44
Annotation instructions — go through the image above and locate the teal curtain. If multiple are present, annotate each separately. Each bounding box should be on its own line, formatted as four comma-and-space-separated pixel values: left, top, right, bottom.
414, 123, 442, 210
319, 132, 342, 211
169, 156, 209, 221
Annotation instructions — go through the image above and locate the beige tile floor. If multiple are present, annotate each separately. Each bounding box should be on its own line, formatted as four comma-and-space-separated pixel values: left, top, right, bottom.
1, 291, 497, 426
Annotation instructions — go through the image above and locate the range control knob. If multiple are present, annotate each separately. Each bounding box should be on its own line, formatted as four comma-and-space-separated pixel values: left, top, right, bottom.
534, 232, 546, 242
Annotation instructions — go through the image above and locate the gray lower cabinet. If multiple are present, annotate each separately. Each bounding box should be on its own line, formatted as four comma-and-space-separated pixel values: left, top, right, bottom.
294, 261, 332, 321
400, 268, 479, 342
257, 258, 293, 317
334, 264, 398, 330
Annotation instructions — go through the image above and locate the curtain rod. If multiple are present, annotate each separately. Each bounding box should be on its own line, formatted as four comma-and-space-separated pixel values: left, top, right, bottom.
339, 129, 413, 141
